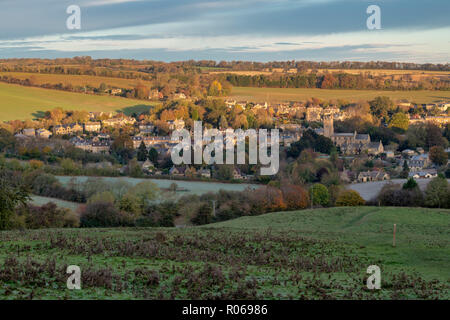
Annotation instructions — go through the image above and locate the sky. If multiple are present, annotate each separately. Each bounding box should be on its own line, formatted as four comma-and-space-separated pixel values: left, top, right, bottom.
0, 0, 449, 63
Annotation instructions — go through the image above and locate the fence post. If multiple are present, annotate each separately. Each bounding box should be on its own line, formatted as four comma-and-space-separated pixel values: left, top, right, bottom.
393, 224, 396, 247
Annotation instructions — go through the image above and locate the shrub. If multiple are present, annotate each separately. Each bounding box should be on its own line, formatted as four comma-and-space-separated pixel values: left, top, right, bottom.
281, 185, 309, 209
140, 201, 178, 227
377, 182, 424, 207
336, 190, 365, 207
191, 203, 213, 225
403, 177, 418, 190
80, 201, 133, 227
0, 169, 29, 230
309, 183, 330, 207
425, 176, 450, 208
29, 159, 44, 170
22, 202, 79, 229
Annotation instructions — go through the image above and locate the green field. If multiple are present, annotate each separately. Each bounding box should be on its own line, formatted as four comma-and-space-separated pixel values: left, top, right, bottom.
0, 82, 159, 121
228, 87, 450, 104
0, 72, 153, 90
0, 206, 448, 300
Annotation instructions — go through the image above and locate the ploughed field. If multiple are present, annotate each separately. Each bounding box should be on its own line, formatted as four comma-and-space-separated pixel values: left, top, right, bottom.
0, 207, 448, 299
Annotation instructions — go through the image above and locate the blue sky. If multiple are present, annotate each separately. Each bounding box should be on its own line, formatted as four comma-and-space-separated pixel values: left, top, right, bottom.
0, 0, 449, 63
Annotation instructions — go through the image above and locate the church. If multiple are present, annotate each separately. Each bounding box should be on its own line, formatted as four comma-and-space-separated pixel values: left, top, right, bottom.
321, 116, 384, 155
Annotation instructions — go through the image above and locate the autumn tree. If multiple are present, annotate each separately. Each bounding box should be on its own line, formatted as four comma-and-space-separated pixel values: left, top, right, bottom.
429, 146, 448, 166
281, 185, 309, 209
335, 190, 365, 206
208, 80, 223, 96
388, 112, 409, 131
309, 183, 330, 207
369, 96, 394, 120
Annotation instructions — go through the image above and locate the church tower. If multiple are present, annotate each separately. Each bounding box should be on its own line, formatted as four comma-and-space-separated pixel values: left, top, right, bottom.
323, 116, 334, 138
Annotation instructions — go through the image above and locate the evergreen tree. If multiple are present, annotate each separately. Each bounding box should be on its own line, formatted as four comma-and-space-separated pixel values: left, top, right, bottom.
400, 160, 410, 178
148, 147, 159, 164
137, 141, 147, 161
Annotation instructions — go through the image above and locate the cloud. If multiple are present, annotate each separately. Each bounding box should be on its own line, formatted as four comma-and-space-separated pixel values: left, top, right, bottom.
0, 0, 449, 62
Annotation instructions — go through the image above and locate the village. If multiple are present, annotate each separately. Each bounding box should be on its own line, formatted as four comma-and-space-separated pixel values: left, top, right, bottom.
8, 98, 450, 184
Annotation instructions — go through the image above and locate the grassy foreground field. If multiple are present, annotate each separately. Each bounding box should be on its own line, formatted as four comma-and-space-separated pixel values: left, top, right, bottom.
0, 82, 158, 121
0, 207, 448, 300
228, 87, 450, 104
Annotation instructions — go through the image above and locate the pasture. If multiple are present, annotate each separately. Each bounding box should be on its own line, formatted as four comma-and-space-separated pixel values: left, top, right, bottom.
0, 72, 153, 90
228, 86, 450, 104
0, 206, 448, 299
56, 176, 257, 197
0, 82, 158, 121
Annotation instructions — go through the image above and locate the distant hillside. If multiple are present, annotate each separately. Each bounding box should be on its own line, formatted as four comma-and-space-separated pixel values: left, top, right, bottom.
228, 86, 450, 104
0, 82, 158, 121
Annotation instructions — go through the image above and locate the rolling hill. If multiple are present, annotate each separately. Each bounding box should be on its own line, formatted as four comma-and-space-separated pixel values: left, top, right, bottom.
0, 206, 448, 299
0, 82, 159, 121
228, 86, 450, 104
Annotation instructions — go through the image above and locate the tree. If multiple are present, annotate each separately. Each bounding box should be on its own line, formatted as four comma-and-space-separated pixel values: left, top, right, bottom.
309, 183, 330, 207
125, 181, 159, 212
111, 135, 134, 164
388, 113, 409, 131
208, 80, 223, 96
99, 82, 107, 92
87, 191, 116, 205
426, 123, 447, 149
0, 128, 16, 153
400, 160, 410, 179
191, 203, 213, 225
137, 141, 148, 161
0, 169, 29, 230
403, 177, 418, 190
369, 96, 394, 120
429, 146, 448, 166
148, 148, 159, 164
219, 115, 228, 129
287, 130, 335, 157
335, 190, 365, 206
127, 158, 143, 178
80, 201, 131, 227
424, 176, 449, 208
281, 185, 309, 209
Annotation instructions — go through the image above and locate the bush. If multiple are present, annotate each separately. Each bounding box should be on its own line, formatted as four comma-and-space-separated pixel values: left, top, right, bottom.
336, 190, 365, 207
80, 201, 133, 227
403, 177, 418, 190
309, 183, 330, 207
140, 201, 178, 227
377, 183, 423, 207
281, 185, 309, 209
191, 203, 213, 225
424, 176, 450, 208
19, 202, 79, 229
